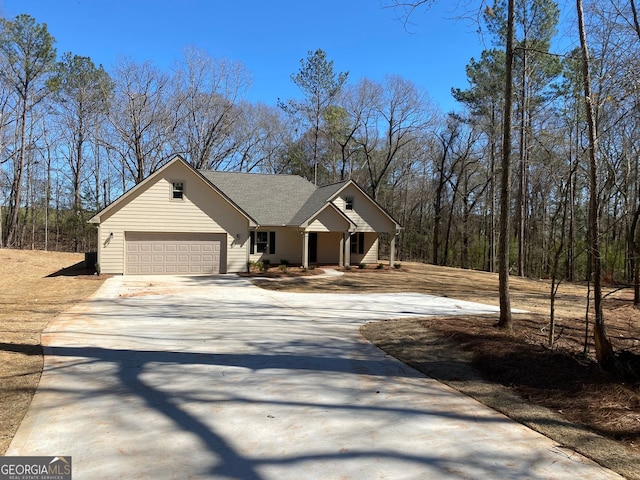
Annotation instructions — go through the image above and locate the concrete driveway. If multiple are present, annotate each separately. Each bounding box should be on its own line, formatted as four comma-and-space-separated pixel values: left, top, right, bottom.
8, 275, 621, 479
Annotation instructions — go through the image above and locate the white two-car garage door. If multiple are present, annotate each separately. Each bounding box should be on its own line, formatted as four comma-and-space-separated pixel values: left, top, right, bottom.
125, 232, 225, 275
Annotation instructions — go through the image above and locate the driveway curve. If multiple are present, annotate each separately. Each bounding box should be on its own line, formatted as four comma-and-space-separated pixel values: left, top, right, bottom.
8, 275, 621, 479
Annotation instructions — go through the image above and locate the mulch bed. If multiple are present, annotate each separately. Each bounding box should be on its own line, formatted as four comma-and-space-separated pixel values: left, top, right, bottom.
423, 314, 640, 449
361, 314, 640, 479
239, 266, 328, 278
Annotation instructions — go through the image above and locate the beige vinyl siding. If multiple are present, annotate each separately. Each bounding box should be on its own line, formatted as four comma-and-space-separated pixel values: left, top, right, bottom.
306, 207, 351, 233
349, 232, 378, 264
249, 227, 302, 266
362, 234, 379, 264
98, 162, 249, 274
338, 185, 396, 233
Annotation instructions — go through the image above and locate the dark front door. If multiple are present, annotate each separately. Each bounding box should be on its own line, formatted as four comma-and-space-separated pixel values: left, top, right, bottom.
308, 232, 318, 264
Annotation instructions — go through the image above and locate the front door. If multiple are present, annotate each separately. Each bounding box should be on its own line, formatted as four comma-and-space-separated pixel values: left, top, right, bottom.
308, 232, 318, 264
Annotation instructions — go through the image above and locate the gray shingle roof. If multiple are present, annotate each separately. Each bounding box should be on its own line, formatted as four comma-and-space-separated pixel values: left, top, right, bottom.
289, 181, 349, 225
199, 171, 323, 226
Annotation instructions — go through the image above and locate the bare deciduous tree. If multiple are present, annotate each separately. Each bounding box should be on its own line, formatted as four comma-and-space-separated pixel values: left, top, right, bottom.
48, 52, 113, 251
106, 57, 171, 185
170, 47, 250, 170
576, 0, 615, 367
354, 75, 433, 201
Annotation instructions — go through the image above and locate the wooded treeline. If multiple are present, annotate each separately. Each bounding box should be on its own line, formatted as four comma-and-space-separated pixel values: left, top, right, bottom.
1, 1, 639, 292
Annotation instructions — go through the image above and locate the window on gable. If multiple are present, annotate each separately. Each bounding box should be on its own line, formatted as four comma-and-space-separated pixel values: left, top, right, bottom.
345, 196, 354, 210
172, 181, 184, 200
250, 231, 276, 254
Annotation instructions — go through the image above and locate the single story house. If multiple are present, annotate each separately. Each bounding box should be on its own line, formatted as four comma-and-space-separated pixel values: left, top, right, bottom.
89, 155, 401, 275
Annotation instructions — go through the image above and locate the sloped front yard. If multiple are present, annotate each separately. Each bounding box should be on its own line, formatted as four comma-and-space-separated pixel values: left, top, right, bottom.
0, 249, 105, 453
2, 252, 639, 478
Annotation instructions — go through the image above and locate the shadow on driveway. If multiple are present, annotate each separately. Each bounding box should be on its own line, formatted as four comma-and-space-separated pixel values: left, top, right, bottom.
5, 276, 622, 479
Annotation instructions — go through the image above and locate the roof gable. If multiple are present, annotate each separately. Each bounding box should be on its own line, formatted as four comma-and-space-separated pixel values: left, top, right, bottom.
290, 181, 349, 226
302, 202, 356, 231
88, 156, 255, 225
327, 181, 401, 229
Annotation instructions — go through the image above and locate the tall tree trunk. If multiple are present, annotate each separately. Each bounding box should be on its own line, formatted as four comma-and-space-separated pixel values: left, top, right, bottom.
73, 128, 84, 253
45, 149, 51, 251
27, 156, 35, 249
549, 177, 570, 347
432, 190, 442, 265
629, 0, 640, 304
576, 0, 615, 367
497, 0, 515, 331
517, 42, 528, 277
6, 100, 29, 246
461, 172, 471, 269
567, 122, 577, 282
489, 108, 497, 273
629, 174, 640, 305
444, 170, 462, 266
432, 153, 447, 265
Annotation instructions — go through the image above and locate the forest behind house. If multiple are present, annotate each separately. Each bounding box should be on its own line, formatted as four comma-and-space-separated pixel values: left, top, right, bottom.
0, 1, 638, 295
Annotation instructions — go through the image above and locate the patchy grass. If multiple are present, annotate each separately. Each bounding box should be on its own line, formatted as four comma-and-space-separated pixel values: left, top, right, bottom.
3, 253, 640, 477
0, 249, 106, 454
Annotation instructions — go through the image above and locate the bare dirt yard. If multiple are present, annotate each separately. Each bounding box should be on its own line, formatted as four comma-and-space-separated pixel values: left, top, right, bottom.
258, 262, 640, 479
0, 249, 105, 454
2, 252, 640, 478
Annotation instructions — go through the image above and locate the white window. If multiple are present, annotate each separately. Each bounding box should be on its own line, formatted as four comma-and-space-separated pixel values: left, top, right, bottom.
345, 196, 354, 210
172, 181, 184, 200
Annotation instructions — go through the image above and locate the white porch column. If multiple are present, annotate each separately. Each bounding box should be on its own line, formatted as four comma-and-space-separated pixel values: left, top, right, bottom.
302, 231, 309, 268
344, 233, 351, 267
339, 233, 345, 267
389, 232, 396, 266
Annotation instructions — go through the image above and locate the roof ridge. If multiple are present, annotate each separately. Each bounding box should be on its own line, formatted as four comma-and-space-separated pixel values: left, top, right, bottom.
199, 169, 308, 180
318, 179, 350, 188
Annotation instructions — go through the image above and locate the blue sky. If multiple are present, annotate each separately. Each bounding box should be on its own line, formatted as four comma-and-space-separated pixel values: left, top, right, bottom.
0, 0, 499, 112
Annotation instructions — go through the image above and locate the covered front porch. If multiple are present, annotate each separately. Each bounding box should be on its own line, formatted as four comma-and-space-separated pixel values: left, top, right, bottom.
300, 230, 397, 269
